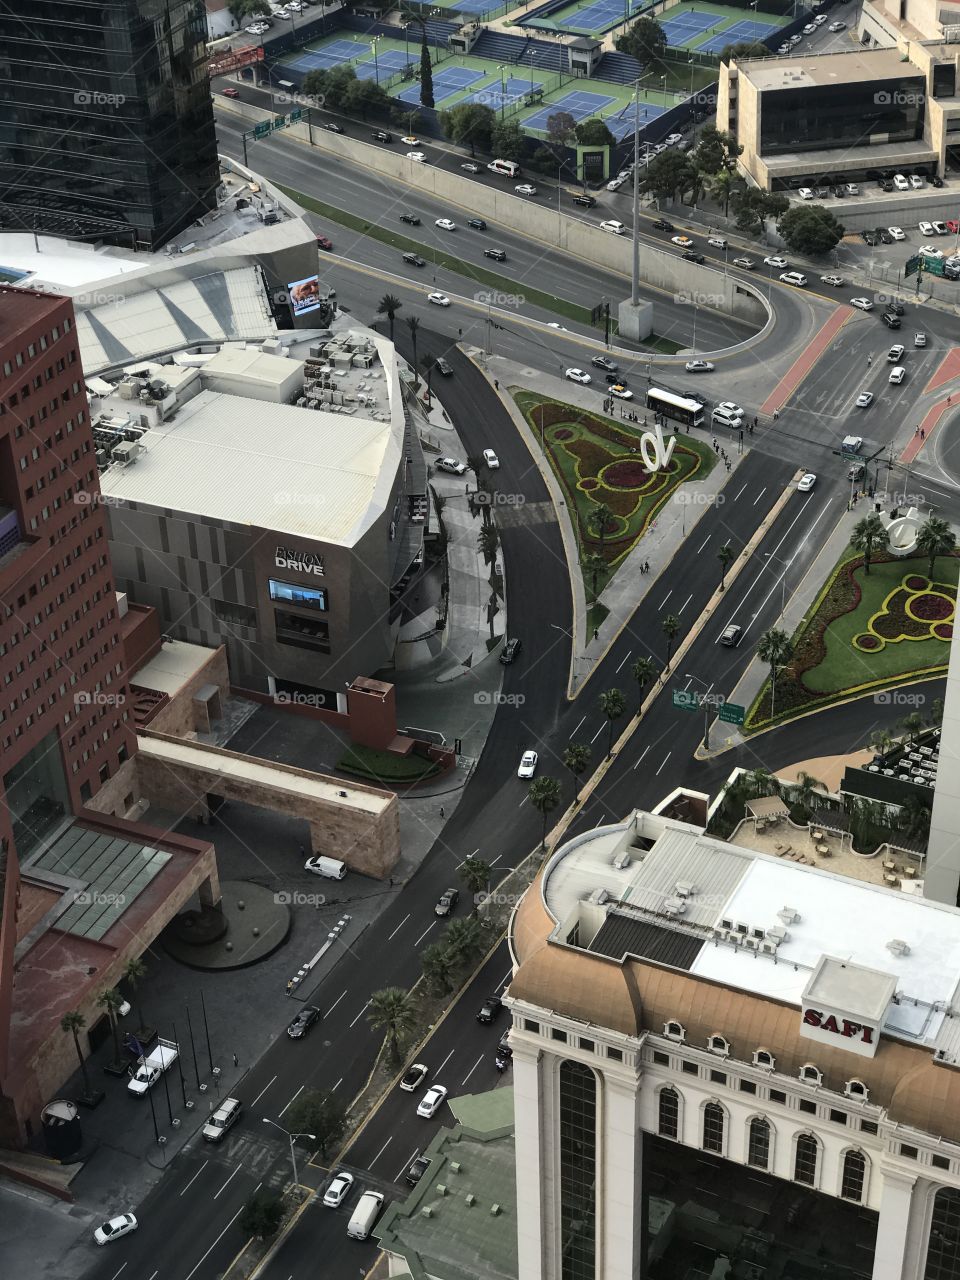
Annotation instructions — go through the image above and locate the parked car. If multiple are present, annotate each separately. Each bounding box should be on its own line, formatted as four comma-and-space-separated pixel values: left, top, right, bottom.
477, 995, 503, 1024
435, 887, 459, 917
94, 1214, 138, 1247
400, 1063, 429, 1092
406, 1156, 431, 1186
500, 637, 522, 664
888, 226, 906, 240
435, 457, 466, 474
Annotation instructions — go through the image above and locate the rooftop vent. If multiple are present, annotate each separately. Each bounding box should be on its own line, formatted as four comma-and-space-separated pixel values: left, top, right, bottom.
612, 851, 632, 870
778, 906, 801, 924
663, 897, 686, 916
587, 888, 611, 905
675, 881, 697, 898
766, 925, 788, 944
887, 939, 911, 957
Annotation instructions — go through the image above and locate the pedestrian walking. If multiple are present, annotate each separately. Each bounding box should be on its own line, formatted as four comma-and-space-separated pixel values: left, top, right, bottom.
753, 415, 758, 429
921, 427, 926, 439
773, 409, 780, 420
644, 560, 650, 574
440, 805, 445, 818
916, 426, 921, 436
593, 627, 599, 640
494, 379, 499, 390
232, 1052, 239, 1068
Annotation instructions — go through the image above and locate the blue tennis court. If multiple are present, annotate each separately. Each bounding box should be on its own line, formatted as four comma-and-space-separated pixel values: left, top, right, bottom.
660, 10, 721, 44
396, 65, 484, 104
454, 0, 502, 12
555, 0, 644, 30
286, 39, 370, 73
465, 76, 544, 108
353, 50, 411, 81
696, 16, 780, 50
524, 88, 615, 131
604, 102, 666, 140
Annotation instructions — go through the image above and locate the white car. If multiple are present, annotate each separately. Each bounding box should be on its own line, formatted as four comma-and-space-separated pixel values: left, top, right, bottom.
434, 218, 455, 231
803, 21, 816, 32
919, 221, 936, 237
780, 271, 807, 287
920, 245, 944, 258
94, 1214, 138, 1246
893, 174, 910, 191
417, 1084, 448, 1118
401, 135, 420, 145
245, 22, 267, 31
850, 297, 874, 310
685, 360, 714, 372
842, 434, 863, 453
915, 332, 927, 347
763, 255, 788, 268
855, 392, 874, 408
461, 161, 480, 173
889, 365, 906, 384
435, 457, 467, 475
518, 749, 538, 779
707, 236, 727, 249
732, 256, 755, 269
820, 274, 844, 286
888, 226, 905, 241
323, 1170, 355, 1208
483, 448, 500, 470
610, 384, 633, 399
797, 472, 817, 491
400, 1062, 429, 1092
933, 221, 948, 235
665, 132, 683, 145
606, 175, 626, 191
407, 151, 427, 163
827, 20, 845, 30
428, 292, 450, 307
515, 183, 537, 196
797, 187, 814, 200
671, 235, 694, 247
600, 220, 626, 235
814, 12, 828, 23
910, 174, 925, 189
565, 368, 591, 383
546, 322, 567, 330
717, 400, 744, 418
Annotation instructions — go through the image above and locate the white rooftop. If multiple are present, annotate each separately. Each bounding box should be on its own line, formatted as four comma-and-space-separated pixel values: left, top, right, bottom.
130, 638, 217, 696
0, 233, 141, 288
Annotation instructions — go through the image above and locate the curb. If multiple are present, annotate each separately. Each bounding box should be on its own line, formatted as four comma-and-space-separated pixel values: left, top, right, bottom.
243, 1188, 316, 1280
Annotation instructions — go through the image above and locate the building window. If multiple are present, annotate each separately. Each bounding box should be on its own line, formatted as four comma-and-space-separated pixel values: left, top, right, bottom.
747, 1117, 770, 1169
901, 1144, 918, 1160
845, 1079, 868, 1101
739, 1079, 757, 1095
702, 1102, 724, 1154
794, 1134, 819, 1187
753, 1049, 775, 1069
860, 1120, 878, 1135
579, 1039, 594, 1054
552, 1029, 568, 1043
800, 1064, 822, 1085
769, 1089, 786, 1105
830, 1109, 847, 1125
799, 1099, 817, 1115
932, 1155, 951, 1171
708, 1035, 729, 1056
664, 1021, 685, 1041
658, 1087, 679, 1140
559, 1061, 597, 1280
274, 609, 330, 653
710, 1070, 727, 1085
840, 1150, 867, 1203
681, 1060, 699, 1075
607, 1047, 622, 1062
652, 1050, 669, 1066
524, 1019, 539, 1034
925, 1187, 960, 1280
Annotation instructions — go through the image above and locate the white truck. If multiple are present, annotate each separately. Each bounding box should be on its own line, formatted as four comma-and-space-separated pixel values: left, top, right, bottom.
127, 1038, 179, 1096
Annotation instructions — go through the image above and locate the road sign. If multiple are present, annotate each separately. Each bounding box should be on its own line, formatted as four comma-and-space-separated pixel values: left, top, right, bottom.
718, 702, 746, 725
905, 254, 920, 277
673, 690, 699, 712
253, 121, 271, 138
921, 253, 944, 277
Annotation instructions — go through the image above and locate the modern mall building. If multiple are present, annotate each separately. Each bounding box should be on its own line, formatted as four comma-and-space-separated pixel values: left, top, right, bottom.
507, 806, 960, 1280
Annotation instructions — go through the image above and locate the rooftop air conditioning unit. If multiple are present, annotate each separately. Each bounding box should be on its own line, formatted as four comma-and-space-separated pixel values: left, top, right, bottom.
112, 441, 142, 465
761, 940, 777, 955
766, 925, 788, 944
675, 881, 697, 898
778, 906, 801, 924
743, 936, 759, 951
612, 851, 632, 870
887, 939, 911, 957
663, 897, 686, 916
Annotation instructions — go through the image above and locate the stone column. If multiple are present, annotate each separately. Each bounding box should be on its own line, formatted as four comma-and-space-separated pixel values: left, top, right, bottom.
872, 1170, 918, 1280
514, 1040, 547, 1280
599, 1069, 644, 1280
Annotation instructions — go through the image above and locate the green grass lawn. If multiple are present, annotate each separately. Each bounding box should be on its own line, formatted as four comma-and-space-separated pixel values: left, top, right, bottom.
338, 744, 442, 783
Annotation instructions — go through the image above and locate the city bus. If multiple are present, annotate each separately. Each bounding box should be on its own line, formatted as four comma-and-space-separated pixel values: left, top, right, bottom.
646, 387, 705, 428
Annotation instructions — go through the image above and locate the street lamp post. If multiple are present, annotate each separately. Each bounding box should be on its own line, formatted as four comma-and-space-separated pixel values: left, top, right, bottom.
763, 551, 787, 618
262, 1118, 315, 1189
497, 64, 506, 119
372, 34, 381, 83
684, 672, 715, 751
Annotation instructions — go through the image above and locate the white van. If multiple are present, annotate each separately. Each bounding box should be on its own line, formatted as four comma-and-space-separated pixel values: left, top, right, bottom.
347, 1190, 384, 1240
712, 405, 743, 429
202, 1096, 242, 1143
305, 855, 347, 880
487, 159, 520, 177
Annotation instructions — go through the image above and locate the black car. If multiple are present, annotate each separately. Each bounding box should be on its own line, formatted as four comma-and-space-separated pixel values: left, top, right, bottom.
720, 623, 743, 647
406, 1156, 431, 1186
435, 887, 459, 917
878, 228, 893, 244
287, 1006, 321, 1039
591, 355, 618, 372
833, 186, 846, 199
881, 312, 902, 329
861, 230, 878, 246
572, 193, 597, 207
402, 252, 426, 267
467, 217, 487, 230
500, 636, 522, 664
681, 250, 705, 263
324, 121, 345, 134
651, 218, 675, 232
477, 995, 503, 1024
887, 300, 906, 316
372, 130, 393, 142
606, 372, 626, 385
435, 357, 453, 376
483, 247, 507, 261
933, 175, 945, 188
814, 187, 829, 198
399, 213, 421, 226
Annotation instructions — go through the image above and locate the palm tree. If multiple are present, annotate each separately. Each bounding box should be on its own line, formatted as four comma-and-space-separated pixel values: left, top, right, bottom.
850, 513, 888, 575
598, 687, 627, 758
588, 501, 614, 552
467, 454, 487, 492
529, 775, 562, 849
899, 792, 932, 841
703, 167, 744, 217
563, 743, 591, 802
757, 627, 792, 720
367, 987, 417, 1065
459, 855, 492, 909
478, 522, 500, 570
377, 293, 402, 343
631, 655, 657, 712
661, 614, 680, 667
421, 941, 457, 994
900, 710, 925, 743
406, 315, 420, 371
869, 728, 894, 759
444, 915, 488, 961
791, 770, 824, 816
97, 988, 125, 1069
420, 353, 437, 405
717, 543, 735, 592
581, 552, 606, 603
916, 515, 956, 581
122, 955, 148, 1034
746, 767, 777, 799
61, 1010, 91, 1097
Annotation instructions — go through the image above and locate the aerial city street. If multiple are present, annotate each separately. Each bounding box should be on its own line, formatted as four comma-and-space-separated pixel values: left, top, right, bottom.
4, 0, 960, 1278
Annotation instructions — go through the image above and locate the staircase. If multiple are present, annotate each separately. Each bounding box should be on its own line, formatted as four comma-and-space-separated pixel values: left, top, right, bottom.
595, 50, 644, 84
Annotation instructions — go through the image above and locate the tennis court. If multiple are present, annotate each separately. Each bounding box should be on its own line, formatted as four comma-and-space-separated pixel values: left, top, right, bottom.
523, 87, 616, 132
453, 0, 503, 12
396, 65, 485, 104
553, 0, 645, 33
604, 101, 666, 140
286, 38, 370, 74
465, 76, 546, 108
353, 49, 412, 81
660, 10, 722, 44
696, 16, 780, 50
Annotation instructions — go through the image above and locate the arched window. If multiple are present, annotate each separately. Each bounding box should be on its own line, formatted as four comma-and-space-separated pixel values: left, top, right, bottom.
800, 1063, 822, 1085
845, 1079, 869, 1100
702, 1102, 724, 1154
658, 1086, 679, 1140
747, 1116, 771, 1169
753, 1049, 775, 1069
559, 1060, 597, 1280
708, 1034, 729, 1056
794, 1133, 819, 1186
925, 1187, 960, 1280
664, 1021, 685, 1041
840, 1149, 867, 1203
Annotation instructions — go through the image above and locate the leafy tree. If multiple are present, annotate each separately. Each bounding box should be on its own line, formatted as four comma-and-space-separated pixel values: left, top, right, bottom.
240, 1192, 284, 1240
478, 522, 500, 569
588, 501, 614, 551
460, 855, 492, 906
719, 39, 772, 61
692, 126, 742, 175
900, 710, 925, 744
717, 543, 735, 591
757, 627, 792, 719
61, 1011, 91, 1097
641, 150, 696, 204
581, 551, 606, 603
377, 293, 402, 342
421, 940, 457, 993
345, 78, 390, 120
851, 513, 889, 574
917, 515, 956, 579
529, 775, 562, 848
406, 315, 420, 371
438, 101, 495, 156
899, 792, 932, 841
546, 111, 578, 151
531, 144, 561, 175
563, 743, 591, 802
661, 613, 680, 666
746, 766, 778, 799
576, 118, 615, 148
631, 655, 657, 711
419, 32, 434, 109
444, 915, 488, 962
790, 770, 824, 815
702, 167, 744, 217
869, 728, 894, 757
97, 988, 125, 1069
491, 118, 525, 161
367, 987, 417, 1064
598, 687, 626, 757
285, 1088, 345, 1158
227, 0, 270, 24
617, 15, 667, 64
731, 187, 785, 234
778, 204, 845, 256
467, 453, 487, 491
305, 64, 357, 110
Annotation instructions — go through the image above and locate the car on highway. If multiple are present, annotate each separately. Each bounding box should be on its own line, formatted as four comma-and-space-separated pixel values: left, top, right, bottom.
435, 357, 453, 376
889, 365, 906, 384
402, 252, 426, 267
417, 1085, 448, 1118
717, 400, 744, 418
888, 344, 905, 362
610, 384, 633, 399
477, 994, 503, 1023
515, 183, 538, 196
467, 217, 487, 230
400, 1063, 429, 1092
483, 247, 507, 261
435, 456, 466, 474
94, 1213, 138, 1246
372, 130, 393, 142
850, 297, 874, 310
323, 1171, 355, 1208
820, 274, 844, 286
324, 121, 345, 133
671, 235, 694, 247
915, 331, 927, 347
565, 368, 591, 383
401, 135, 420, 145
435, 887, 459, 917
406, 1156, 431, 1186
221, 85, 240, 98
428, 292, 451, 307
600, 220, 626, 235
719, 623, 743, 647
881, 312, 902, 329
681, 250, 705, 263
732, 256, 755, 269
685, 360, 715, 372
287, 1006, 321, 1039
887, 300, 906, 315
842, 434, 864, 452
483, 448, 500, 469
518, 750, 538, 779
605, 372, 626, 384
592, 355, 618, 372
435, 218, 456, 231
500, 636, 522, 664
461, 161, 480, 173
797, 472, 817, 491
764, 255, 788, 268
399, 213, 420, 225
779, 271, 807, 287
573, 193, 597, 207
651, 218, 675, 232
316, 234, 333, 251
707, 236, 727, 249
407, 151, 427, 163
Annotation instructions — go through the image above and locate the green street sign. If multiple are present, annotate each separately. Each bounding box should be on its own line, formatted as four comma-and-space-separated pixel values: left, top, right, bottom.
289, 108, 302, 123
905, 254, 920, 277
718, 702, 746, 725
673, 690, 699, 712
921, 253, 944, 277
253, 121, 271, 138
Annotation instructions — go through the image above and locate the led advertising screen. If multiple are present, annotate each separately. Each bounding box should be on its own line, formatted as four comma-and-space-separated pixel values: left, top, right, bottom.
287, 274, 323, 317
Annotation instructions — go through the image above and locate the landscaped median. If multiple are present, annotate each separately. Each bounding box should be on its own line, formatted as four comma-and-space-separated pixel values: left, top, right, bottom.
338, 743, 443, 783
745, 549, 959, 732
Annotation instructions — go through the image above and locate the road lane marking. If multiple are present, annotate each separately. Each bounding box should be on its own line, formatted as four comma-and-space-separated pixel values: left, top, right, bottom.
436, 1048, 456, 1075
396, 1147, 420, 1182
213, 1164, 244, 1200
659, 590, 673, 608
332, 1077, 343, 1091
633, 745, 650, 770
489, 854, 502, 866
571, 715, 586, 736
369, 1136, 393, 1170
350, 1001, 371, 1028
733, 483, 747, 501
279, 1084, 304, 1118
388, 914, 410, 941
590, 722, 605, 744
108, 1266, 128, 1280
752, 487, 767, 506
697, 535, 711, 552
497, 967, 512, 989
518, 795, 528, 808
615, 649, 632, 672
184, 1199, 253, 1280
415, 921, 437, 945
179, 1162, 209, 1197
678, 593, 693, 615
461, 1054, 484, 1085
250, 1075, 277, 1108
326, 990, 347, 1016
655, 752, 672, 776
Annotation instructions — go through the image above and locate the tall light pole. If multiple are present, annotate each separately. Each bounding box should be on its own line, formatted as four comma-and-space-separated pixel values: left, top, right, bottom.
684, 672, 715, 751
631, 78, 641, 308
262, 1118, 315, 1189
498, 64, 506, 118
